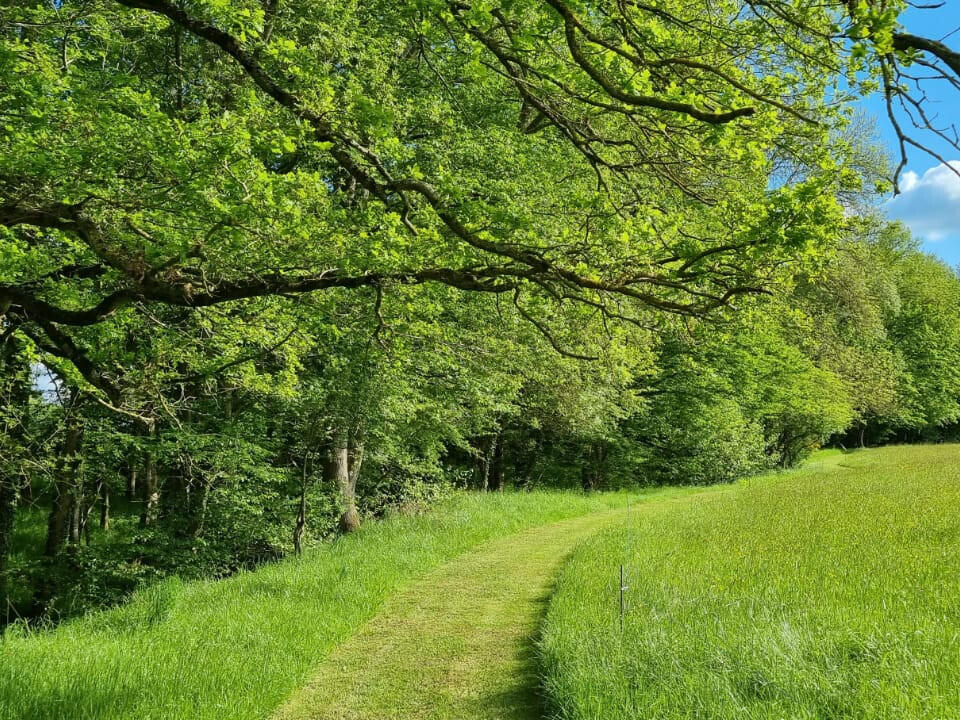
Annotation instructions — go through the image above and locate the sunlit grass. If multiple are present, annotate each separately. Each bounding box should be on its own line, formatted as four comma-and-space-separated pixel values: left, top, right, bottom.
540, 445, 960, 720
272, 510, 627, 720
0, 490, 632, 720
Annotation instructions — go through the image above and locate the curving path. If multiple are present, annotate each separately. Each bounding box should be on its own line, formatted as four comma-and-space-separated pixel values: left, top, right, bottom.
271, 509, 625, 720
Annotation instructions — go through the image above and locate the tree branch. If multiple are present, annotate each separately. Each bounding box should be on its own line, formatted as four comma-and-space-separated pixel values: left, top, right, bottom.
541, 0, 755, 124
894, 32, 960, 80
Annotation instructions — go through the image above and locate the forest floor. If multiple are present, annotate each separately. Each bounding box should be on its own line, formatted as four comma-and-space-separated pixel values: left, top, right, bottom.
271, 507, 639, 720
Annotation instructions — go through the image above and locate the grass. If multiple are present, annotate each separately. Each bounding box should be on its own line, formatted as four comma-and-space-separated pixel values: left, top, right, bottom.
539, 445, 960, 720
0, 489, 640, 720
271, 505, 653, 720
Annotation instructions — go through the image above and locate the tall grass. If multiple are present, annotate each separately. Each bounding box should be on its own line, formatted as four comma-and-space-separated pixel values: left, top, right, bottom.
0, 490, 630, 720
540, 445, 960, 720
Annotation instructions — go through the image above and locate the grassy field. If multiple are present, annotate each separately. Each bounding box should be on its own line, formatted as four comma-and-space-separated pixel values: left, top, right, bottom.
540, 445, 960, 720
271, 507, 650, 720
0, 490, 642, 720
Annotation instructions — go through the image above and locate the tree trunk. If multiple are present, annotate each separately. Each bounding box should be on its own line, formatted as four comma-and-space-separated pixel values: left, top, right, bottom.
33, 410, 84, 615
327, 434, 361, 533
126, 463, 137, 503
192, 479, 210, 537
596, 441, 607, 488
293, 453, 309, 554
69, 487, 82, 545
515, 429, 543, 489
99, 481, 110, 531
581, 440, 607, 492
224, 387, 234, 419
182, 456, 209, 537
140, 427, 159, 527
45, 415, 82, 556
580, 464, 593, 491
19, 479, 32, 506
490, 433, 505, 491
79, 484, 97, 546
178, 385, 205, 537
473, 435, 492, 491
161, 452, 195, 534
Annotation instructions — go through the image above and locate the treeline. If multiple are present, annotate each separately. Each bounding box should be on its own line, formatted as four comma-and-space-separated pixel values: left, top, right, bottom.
6, 0, 960, 624
3, 220, 959, 621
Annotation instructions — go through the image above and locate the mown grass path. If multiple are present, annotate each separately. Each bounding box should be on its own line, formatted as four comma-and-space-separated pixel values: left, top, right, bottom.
272, 509, 629, 720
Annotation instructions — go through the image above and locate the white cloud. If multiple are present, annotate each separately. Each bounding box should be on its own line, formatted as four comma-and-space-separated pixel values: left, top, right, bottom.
885, 161, 960, 241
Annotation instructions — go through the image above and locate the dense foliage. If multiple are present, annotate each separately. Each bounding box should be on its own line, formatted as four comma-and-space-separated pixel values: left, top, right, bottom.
2, 0, 960, 621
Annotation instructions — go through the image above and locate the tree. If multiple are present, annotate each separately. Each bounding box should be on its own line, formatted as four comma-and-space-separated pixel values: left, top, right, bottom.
1, 0, 853, 413
0, 332, 32, 611
736, 1, 960, 191
888, 250, 960, 430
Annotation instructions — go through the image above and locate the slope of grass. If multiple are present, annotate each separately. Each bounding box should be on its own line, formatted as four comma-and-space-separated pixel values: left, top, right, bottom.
540, 445, 960, 720
0, 490, 638, 720
272, 506, 645, 720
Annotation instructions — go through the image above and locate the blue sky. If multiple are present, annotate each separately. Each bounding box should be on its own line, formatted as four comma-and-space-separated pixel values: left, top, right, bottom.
860, 3, 960, 266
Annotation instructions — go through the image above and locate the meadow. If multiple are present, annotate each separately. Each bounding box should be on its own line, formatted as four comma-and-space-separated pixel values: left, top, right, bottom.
540, 445, 960, 720
5, 446, 958, 720
0, 490, 639, 720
